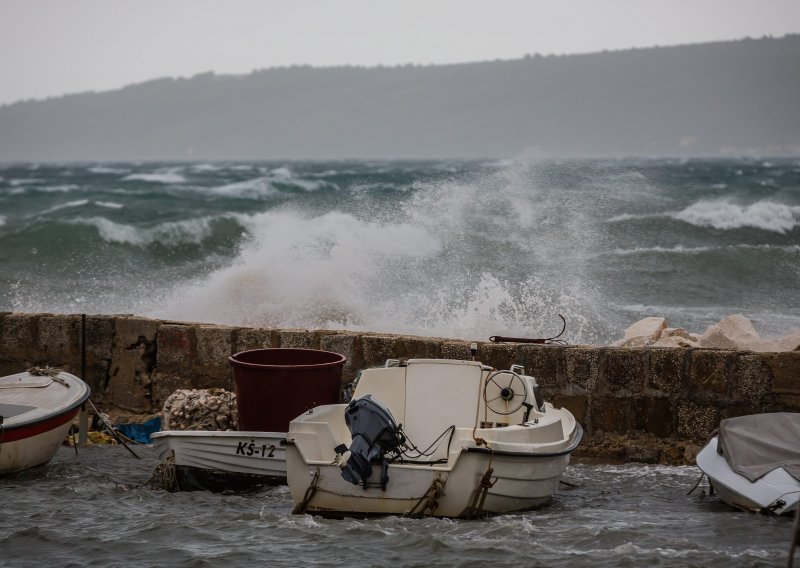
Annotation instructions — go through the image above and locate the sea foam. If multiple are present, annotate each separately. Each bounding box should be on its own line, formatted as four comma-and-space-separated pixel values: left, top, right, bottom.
72, 215, 230, 246
122, 172, 187, 184
206, 168, 334, 198
672, 199, 800, 233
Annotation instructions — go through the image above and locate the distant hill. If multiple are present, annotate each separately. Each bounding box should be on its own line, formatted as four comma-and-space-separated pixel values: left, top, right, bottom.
1, 35, 799, 161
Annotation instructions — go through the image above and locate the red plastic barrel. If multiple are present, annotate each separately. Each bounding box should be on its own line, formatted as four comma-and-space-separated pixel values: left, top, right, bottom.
229, 348, 346, 432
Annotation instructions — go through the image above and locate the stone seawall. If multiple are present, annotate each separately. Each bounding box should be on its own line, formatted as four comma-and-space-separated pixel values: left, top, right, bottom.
2, 312, 798, 464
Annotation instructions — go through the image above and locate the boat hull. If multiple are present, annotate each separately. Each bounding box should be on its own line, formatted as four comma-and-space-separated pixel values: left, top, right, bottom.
0, 409, 79, 475
286, 359, 582, 518
151, 430, 287, 491
287, 444, 573, 518
696, 436, 800, 515
1, 370, 90, 475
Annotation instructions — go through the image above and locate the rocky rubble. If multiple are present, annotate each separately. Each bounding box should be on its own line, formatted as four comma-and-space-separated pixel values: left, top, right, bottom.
161, 388, 239, 431
612, 314, 800, 351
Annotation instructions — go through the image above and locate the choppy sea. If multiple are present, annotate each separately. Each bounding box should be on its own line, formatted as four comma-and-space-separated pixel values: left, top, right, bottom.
0, 445, 795, 567
1, 158, 799, 342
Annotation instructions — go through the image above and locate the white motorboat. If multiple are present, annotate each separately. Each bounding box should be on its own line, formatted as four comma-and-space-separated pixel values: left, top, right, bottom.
151, 430, 287, 491
0, 368, 91, 475
286, 358, 582, 518
696, 412, 800, 515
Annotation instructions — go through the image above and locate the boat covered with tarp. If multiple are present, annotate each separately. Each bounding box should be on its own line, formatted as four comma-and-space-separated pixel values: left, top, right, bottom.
696, 412, 800, 515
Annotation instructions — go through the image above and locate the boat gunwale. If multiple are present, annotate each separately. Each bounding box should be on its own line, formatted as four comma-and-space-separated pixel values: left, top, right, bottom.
463, 422, 583, 458
0, 375, 90, 436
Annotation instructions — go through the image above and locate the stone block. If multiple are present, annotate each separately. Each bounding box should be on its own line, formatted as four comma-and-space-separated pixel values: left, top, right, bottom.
612, 316, 667, 347
234, 327, 276, 352
515, 344, 565, 391
699, 314, 761, 351
362, 335, 401, 367
195, 325, 234, 373
83, 315, 116, 393
150, 372, 189, 409
37, 315, 80, 365
396, 336, 442, 360
605, 348, 645, 394
591, 396, 633, 433
476, 343, 516, 370
156, 324, 196, 373
732, 354, 771, 403
632, 397, 675, 438
677, 401, 719, 442
321, 333, 362, 381
0, 312, 38, 359
764, 394, 800, 413
647, 347, 687, 393
441, 341, 473, 361
624, 444, 662, 464
688, 350, 730, 400
278, 329, 318, 349
85, 315, 115, 360
762, 352, 800, 395
105, 316, 159, 412
565, 347, 602, 392
551, 394, 588, 427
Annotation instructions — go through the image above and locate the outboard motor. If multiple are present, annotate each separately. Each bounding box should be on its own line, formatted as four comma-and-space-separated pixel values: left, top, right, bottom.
337, 394, 404, 489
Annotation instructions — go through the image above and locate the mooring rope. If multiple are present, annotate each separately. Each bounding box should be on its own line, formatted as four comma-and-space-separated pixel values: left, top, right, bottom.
293, 468, 320, 515
686, 472, 706, 496
26, 366, 70, 387
405, 476, 446, 518
146, 452, 178, 492
464, 464, 497, 519
0, 366, 69, 389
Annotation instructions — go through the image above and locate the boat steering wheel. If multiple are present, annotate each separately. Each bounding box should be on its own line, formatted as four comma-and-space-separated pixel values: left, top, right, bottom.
483, 370, 528, 416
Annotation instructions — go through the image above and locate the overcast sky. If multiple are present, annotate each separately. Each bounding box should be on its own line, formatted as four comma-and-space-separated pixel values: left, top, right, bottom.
1, 0, 798, 106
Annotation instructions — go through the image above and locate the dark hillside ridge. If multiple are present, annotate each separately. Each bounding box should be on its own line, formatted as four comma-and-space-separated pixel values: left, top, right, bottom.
1, 35, 798, 160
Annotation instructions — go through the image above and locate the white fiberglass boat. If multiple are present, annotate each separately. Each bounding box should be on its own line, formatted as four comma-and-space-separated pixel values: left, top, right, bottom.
286, 358, 582, 518
0, 368, 90, 475
696, 412, 800, 515
150, 348, 346, 492
151, 430, 287, 492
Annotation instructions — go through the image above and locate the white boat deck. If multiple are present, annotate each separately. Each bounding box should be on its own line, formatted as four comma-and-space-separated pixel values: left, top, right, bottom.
0, 371, 90, 427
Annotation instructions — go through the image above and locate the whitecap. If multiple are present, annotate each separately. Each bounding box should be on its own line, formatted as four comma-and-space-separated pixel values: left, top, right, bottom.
207, 177, 277, 198
89, 166, 130, 175
71, 215, 228, 246
268, 166, 332, 192
10, 178, 44, 186
95, 201, 124, 210
0, 215, 6, 227
190, 163, 222, 172
672, 199, 800, 233
606, 245, 713, 256
122, 172, 187, 184
607, 243, 800, 256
